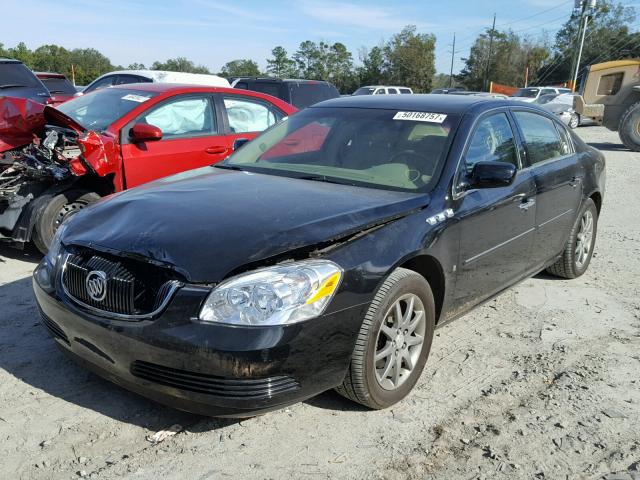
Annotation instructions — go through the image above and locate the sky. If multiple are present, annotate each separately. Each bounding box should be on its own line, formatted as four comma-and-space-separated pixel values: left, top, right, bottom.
3, 0, 580, 75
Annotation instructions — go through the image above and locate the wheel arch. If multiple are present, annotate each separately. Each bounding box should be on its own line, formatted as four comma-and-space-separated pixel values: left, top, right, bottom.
397, 254, 446, 324
589, 191, 602, 215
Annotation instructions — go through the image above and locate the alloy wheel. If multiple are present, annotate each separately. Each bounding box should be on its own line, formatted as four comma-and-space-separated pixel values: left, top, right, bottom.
575, 209, 594, 268
374, 293, 426, 390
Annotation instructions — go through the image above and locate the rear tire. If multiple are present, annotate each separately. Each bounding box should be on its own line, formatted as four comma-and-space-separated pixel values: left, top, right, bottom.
33, 190, 100, 254
335, 268, 435, 409
618, 101, 640, 151
546, 198, 598, 279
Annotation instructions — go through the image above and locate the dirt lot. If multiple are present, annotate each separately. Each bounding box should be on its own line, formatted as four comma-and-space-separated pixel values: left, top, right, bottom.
1, 126, 638, 480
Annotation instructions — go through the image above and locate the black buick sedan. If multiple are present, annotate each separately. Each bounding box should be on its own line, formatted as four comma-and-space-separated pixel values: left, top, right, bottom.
33, 95, 605, 417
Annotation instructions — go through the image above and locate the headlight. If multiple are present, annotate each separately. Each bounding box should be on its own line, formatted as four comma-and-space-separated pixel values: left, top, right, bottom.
199, 260, 342, 326
44, 222, 68, 268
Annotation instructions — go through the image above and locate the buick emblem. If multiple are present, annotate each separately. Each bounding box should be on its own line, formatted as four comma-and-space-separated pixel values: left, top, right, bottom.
85, 270, 107, 302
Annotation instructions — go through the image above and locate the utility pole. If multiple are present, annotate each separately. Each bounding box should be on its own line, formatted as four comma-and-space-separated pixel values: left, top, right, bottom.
484, 14, 496, 92
449, 33, 456, 88
572, 0, 597, 92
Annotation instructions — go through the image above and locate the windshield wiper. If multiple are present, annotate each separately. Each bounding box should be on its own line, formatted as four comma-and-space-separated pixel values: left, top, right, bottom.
214, 164, 245, 171
0, 84, 27, 89
296, 174, 354, 186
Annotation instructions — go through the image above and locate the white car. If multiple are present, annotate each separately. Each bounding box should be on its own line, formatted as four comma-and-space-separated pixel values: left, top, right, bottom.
510, 86, 572, 103
353, 85, 413, 95
79, 70, 230, 96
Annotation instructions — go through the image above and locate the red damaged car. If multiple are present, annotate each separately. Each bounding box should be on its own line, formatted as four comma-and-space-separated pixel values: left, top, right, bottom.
0, 84, 296, 252
35, 72, 77, 106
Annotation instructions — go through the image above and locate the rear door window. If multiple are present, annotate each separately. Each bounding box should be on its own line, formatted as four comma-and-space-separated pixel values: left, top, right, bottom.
223, 96, 282, 133
399, 88, 412, 94
140, 96, 216, 138
388, 88, 399, 94
513, 111, 565, 165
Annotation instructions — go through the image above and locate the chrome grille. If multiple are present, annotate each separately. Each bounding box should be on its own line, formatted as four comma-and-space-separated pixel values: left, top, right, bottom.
61, 250, 181, 319
63, 254, 135, 315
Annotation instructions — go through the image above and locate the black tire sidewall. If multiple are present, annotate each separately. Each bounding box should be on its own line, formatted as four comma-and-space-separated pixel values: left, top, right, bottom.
33, 190, 100, 254
618, 102, 640, 151
362, 273, 435, 409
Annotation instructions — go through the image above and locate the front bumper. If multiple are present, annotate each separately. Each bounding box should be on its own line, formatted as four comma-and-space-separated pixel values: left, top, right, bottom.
33, 264, 367, 417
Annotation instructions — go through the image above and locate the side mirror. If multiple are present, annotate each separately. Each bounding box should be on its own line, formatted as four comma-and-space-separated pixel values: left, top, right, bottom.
233, 137, 250, 151
130, 123, 163, 142
468, 161, 517, 189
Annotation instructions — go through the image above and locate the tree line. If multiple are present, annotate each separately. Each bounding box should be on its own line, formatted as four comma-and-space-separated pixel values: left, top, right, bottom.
1, 26, 435, 93
2, 1, 638, 93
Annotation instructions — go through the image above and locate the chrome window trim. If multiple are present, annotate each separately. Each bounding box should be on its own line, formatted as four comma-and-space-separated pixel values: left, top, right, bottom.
60, 253, 183, 321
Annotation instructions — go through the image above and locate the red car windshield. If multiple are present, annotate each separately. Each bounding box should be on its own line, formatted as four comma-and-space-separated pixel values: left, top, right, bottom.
56, 88, 158, 131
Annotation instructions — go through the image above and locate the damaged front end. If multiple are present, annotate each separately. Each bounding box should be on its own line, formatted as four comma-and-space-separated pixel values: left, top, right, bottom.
0, 97, 114, 243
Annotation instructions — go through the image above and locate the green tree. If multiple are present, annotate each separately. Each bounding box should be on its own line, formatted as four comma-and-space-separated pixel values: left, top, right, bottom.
127, 62, 146, 70
457, 29, 550, 90
68, 48, 115, 84
219, 59, 261, 77
151, 57, 210, 74
293, 40, 320, 78
357, 46, 387, 87
384, 25, 436, 93
266, 46, 296, 78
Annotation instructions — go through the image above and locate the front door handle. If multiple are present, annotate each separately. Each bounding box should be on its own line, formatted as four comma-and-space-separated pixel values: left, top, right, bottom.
205, 146, 228, 155
519, 198, 536, 211
570, 176, 582, 188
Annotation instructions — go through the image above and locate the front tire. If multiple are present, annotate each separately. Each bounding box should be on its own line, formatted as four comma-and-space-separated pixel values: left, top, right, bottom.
618, 101, 640, 151
546, 198, 598, 279
569, 112, 580, 129
33, 190, 100, 254
335, 268, 435, 409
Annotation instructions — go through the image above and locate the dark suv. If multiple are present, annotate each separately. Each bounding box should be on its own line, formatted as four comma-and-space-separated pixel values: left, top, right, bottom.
231, 78, 340, 109
0, 58, 50, 103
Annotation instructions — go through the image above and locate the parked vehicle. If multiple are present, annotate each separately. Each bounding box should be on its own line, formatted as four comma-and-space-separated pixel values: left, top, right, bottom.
449, 91, 508, 100
511, 86, 572, 103
430, 87, 466, 94
81, 70, 230, 96
353, 86, 413, 95
537, 93, 582, 128
33, 95, 605, 417
573, 59, 640, 151
0, 58, 50, 103
35, 72, 77, 106
231, 78, 340, 109
0, 84, 296, 252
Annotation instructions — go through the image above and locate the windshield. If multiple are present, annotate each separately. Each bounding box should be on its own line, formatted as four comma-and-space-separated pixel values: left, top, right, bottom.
40, 76, 76, 94
535, 94, 557, 104
223, 107, 459, 193
353, 87, 376, 95
0, 63, 41, 88
512, 88, 539, 98
56, 88, 158, 131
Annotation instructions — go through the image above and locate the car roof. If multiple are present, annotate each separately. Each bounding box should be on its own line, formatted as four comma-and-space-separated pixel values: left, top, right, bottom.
312, 93, 524, 114
93, 70, 230, 87
0, 57, 21, 63
358, 85, 412, 89
234, 77, 332, 85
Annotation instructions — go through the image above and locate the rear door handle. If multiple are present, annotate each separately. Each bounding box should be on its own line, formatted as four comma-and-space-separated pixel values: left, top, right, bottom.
205, 146, 228, 155
519, 198, 536, 210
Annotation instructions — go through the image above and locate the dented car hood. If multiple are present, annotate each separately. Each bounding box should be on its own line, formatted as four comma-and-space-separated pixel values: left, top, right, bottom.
62, 167, 429, 283
0, 97, 46, 152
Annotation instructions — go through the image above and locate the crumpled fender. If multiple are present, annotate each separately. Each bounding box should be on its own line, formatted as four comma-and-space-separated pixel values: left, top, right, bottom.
77, 131, 121, 178
0, 97, 46, 152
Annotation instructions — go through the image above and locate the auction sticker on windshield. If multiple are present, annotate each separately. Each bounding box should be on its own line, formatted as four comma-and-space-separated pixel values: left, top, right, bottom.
393, 112, 447, 123
121, 94, 151, 103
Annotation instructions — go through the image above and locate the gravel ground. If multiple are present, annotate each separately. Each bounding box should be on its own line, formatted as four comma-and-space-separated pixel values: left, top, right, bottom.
1, 126, 639, 480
